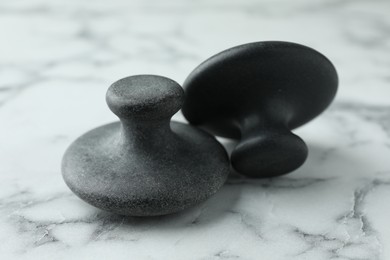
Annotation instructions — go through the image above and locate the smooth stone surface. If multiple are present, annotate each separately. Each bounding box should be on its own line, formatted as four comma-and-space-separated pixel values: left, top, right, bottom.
182, 41, 338, 178
62, 75, 230, 216
1, 0, 390, 259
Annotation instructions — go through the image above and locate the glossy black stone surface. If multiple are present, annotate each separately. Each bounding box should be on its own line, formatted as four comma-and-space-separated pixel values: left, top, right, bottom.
182, 41, 338, 178
62, 75, 230, 216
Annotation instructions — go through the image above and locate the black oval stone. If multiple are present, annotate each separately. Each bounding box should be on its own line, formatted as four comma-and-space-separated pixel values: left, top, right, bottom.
182, 41, 338, 178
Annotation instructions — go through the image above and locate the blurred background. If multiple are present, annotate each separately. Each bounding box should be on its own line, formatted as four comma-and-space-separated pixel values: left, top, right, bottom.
1, 0, 389, 105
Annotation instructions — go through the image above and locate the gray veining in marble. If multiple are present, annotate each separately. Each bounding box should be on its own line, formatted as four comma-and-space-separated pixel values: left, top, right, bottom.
1, 0, 390, 259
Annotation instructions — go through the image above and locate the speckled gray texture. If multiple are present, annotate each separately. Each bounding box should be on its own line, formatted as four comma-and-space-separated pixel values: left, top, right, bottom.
61, 75, 230, 216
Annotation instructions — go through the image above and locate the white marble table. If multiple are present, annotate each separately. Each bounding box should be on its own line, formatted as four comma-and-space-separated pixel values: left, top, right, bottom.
1, 0, 390, 259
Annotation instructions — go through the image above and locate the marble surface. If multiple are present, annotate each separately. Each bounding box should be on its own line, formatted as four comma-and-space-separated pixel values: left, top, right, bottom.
1, 0, 390, 259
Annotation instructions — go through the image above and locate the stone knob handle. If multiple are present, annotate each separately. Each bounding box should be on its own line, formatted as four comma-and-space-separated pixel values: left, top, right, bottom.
182, 41, 338, 178
106, 75, 184, 121
62, 74, 230, 216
